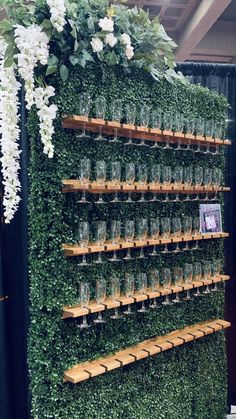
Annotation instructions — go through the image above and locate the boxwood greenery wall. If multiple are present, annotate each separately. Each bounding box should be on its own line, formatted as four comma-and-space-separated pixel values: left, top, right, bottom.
27, 64, 228, 419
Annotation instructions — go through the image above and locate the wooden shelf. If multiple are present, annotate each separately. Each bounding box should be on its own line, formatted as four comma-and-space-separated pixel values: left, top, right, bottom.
63, 274, 230, 319
62, 180, 230, 194
62, 232, 229, 257
62, 115, 231, 147
63, 319, 231, 384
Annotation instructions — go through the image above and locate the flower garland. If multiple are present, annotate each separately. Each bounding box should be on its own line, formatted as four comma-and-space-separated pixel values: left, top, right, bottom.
0, 39, 21, 223
46, 0, 66, 33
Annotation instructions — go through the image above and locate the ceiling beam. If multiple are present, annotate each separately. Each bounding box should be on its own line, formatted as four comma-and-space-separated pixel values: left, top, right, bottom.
175, 0, 232, 62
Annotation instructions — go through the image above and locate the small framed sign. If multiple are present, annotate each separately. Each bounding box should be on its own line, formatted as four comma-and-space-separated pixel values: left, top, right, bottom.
199, 204, 222, 234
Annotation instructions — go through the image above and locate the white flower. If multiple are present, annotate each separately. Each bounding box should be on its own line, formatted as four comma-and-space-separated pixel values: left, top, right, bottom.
120, 33, 131, 45
98, 17, 114, 32
34, 86, 58, 158
105, 33, 117, 48
0, 37, 21, 223
90, 37, 103, 53
125, 45, 134, 60
46, 0, 66, 32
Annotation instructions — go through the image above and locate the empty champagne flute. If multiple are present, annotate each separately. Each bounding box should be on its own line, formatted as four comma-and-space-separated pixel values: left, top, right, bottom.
150, 164, 161, 202
171, 217, 182, 253
194, 117, 205, 153
137, 163, 148, 202
182, 216, 192, 251
175, 114, 185, 151
124, 220, 135, 260
94, 96, 107, 141
137, 273, 148, 312
78, 282, 90, 329
193, 166, 203, 201
78, 92, 91, 139
110, 161, 121, 203
172, 166, 183, 202
138, 105, 150, 147
93, 279, 106, 324
183, 166, 193, 202
193, 262, 203, 297
202, 168, 212, 201
123, 273, 135, 315
162, 165, 172, 202
79, 158, 91, 203
137, 218, 148, 259
149, 270, 160, 309
162, 111, 173, 149
203, 121, 214, 154
212, 121, 223, 154
183, 263, 193, 301
211, 259, 222, 292
172, 267, 183, 303
161, 217, 171, 253
150, 109, 162, 148
161, 268, 172, 305
125, 162, 136, 203
78, 221, 90, 266
202, 260, 212, 294
110, 277, 122, 319
109, 220, 121, 262
124, 103, 136, 146
110, 99, 122, 143
95, 221, 106, 264
211, 168, 222, 201
149, 218, 160, 256
192, 217, 200, 250
96, 160, 106, 204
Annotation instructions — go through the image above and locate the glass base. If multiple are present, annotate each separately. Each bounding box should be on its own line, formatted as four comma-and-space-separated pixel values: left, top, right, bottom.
162, 300, 172, 306
94, 135, 107, 142
78, 323, 90, 329
93, 318, 106, 324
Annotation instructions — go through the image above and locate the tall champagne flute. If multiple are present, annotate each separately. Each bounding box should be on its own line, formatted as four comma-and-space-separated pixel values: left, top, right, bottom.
109, 220, 121, 262
149, 218, 160, 256
150, 164, 161, 202
172, 267, 183, 303
162, 111, 173, 149
171, 217, 182, 253
172, 166, 183, 202
93, 279, 106, 324
78, 221, 90, 266
110, 161, 121, 203
183, 263, 193, 300
149, 270, 160, 309
124, 103, 136, 146
185, 116, 195, 151
137, 219, 148, 259
110, 277, 122, 319
192, 217, 200, 250
79, 158, 91, 203
211, 168, 222, 201
202, 168, 212, 201
95, 221, 106, 264
212, 121, 223, 154
204, 121, 214, 154
161, 268, 172, 305
138, 105, 150, 147
183, 166, 193, 202
161, 217, 171, 253
193, 262, 203, 297
137, 163, 148, 202
193, 166, 203, 201
78, 92, 91, 139
110, 99, 122, 143
123, 273, 135, 315
194, 117, 205, 153
78, 282, 90, 329
211, 259, 222, 292
94, 96, 107, 141
162, 166, 172, 202
125, 162, 135, 203
202, 260, 212, 294
182, 216, 192, 251
151, 109, 162, 149
96, 160, 106, 204
137, 273, 148, 312
124, 220, 135, 260
175, 114, 185, 151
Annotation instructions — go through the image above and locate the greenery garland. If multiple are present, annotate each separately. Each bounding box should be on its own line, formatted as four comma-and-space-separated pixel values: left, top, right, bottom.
27, 64, 228, 418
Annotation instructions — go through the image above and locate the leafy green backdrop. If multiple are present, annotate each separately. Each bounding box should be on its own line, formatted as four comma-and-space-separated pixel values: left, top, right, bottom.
27, 64, 228, 418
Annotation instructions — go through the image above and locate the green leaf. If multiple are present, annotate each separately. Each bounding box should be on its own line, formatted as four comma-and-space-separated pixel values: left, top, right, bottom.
4, 56, 14, 68
82, 49, 94, 63
0, 19, 13, 34
41, 19, 52, 30
47, 54, 59, 67
60, 64, 69, 83
46, 65, 57, 76
69, 55, 79, 66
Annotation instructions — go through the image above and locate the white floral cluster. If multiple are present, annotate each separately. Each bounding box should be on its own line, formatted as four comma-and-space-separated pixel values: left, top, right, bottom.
34, 86, 58, 158
0, 38, 21, 223
90, 17, 134, 60
47, 0, 66, 33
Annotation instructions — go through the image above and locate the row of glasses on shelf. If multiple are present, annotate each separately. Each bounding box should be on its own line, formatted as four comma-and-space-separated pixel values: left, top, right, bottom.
78, 159, 223, 204
78, 216, 201, 265
78, 259, 222, 328
77, 93, 226, 153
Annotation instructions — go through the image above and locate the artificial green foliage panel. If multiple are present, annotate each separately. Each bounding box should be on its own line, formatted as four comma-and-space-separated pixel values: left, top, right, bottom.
28, 64, 228, 418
